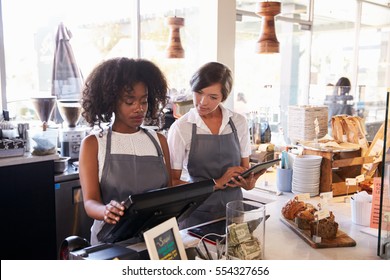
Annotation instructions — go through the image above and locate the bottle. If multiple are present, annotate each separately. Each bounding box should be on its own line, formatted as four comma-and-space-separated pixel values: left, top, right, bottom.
273, 126, 287, 164
260, 120, 271, 143
274, 127, 286, 151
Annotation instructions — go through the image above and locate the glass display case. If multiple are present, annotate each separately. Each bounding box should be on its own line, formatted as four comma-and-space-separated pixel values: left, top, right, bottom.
378, 90, 390, 259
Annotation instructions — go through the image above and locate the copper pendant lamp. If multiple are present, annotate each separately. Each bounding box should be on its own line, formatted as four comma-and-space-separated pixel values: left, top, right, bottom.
255, 1, 281, 54
165, 16, 185, 58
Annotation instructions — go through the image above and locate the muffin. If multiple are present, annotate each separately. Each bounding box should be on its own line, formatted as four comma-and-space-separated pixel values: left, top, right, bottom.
310, 211, 339, 239
295, 204, 317, 230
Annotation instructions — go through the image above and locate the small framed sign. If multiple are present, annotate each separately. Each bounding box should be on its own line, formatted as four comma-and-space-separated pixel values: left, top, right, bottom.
143, 217, 187, 260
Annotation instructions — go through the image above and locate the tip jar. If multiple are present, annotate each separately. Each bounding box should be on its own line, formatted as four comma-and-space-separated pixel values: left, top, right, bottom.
226, 200, 266, 260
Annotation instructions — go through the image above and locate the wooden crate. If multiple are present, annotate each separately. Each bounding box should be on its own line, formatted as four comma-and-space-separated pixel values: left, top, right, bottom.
303, 148, 375, 196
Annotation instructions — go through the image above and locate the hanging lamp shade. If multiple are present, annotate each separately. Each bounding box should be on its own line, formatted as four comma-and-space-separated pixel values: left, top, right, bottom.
165, 16, 185, 58
255, 1, 281, 54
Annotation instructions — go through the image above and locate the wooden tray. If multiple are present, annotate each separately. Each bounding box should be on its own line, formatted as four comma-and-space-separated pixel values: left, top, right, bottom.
280, 216, 356, 248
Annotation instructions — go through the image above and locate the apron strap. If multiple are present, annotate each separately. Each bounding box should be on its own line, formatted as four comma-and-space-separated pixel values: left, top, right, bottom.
101, 126, 113, 184
141, 128, 164, 157
228, 118, 241, 155
189, 123, 198, 158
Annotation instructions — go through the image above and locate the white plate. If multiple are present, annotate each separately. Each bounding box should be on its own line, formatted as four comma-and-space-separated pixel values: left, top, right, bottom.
292, 174, 320, 181
292, 185, 319, 191
292, 184, 320, 191
294, 155, 323, 163
293, 170, 321, 176
293, 162, 322, 169
292, 184, 319, 191
292, 179, 320, 186
293, 171, 320, 177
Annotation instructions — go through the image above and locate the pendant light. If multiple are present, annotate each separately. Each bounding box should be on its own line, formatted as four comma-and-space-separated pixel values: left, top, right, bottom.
165, 16, 185, 58
255, 1, 281, 54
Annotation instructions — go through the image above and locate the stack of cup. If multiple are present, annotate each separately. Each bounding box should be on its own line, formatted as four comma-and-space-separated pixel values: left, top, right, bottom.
350, 191, 372, 226
276, 167, 293, 192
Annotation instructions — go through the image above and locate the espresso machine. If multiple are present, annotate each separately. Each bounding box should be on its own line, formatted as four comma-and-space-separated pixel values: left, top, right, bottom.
57, 100, 86, 159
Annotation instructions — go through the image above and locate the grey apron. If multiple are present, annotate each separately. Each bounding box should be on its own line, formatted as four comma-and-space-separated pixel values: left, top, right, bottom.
181, 118, 243, 228
90, 127, 169, 245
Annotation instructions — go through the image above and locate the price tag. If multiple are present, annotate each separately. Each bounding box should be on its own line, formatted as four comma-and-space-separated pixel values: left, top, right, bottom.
320, 192, 333, 200
356, 174, 365, 183
296, 193, 310, 201
346, 178, 357, 185
315, 209, 330, 220
319, 192, 332, 209
358, 138, 368, 148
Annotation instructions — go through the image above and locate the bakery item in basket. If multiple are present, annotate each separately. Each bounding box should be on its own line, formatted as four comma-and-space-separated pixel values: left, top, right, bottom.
281, 197, 306, 220
310, 211, 338, 239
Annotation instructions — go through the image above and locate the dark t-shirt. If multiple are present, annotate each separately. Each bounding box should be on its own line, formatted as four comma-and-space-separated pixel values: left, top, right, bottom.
327, 103, 354, 124
324, 94, 354, 125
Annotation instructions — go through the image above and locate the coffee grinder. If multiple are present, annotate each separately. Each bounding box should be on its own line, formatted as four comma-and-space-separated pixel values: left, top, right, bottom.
30, 96, 59, 153
57, 99, 86, 160
31, 96, 56, 130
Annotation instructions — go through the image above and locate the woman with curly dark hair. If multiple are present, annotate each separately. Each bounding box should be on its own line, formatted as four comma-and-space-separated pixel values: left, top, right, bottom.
79, 57, 172, 245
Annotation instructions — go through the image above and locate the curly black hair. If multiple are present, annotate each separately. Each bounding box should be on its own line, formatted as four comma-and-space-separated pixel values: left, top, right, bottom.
81, 57, 168, 133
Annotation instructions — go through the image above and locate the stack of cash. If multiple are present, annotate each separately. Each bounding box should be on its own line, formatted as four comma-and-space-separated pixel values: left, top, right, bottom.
227, 222, 262, 260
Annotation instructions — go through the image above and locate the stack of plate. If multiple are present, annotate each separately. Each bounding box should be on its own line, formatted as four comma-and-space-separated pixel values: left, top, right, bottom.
292, 155, 322, 197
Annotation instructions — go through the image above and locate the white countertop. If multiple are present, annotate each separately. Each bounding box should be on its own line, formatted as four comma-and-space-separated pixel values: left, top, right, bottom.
182, 169, 382, 260
0, 152, 59, 167
254, 193, 379, 259
247, 170, 381, 259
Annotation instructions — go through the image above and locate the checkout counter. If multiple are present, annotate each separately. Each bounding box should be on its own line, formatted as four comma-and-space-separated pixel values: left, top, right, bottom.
67, 168, 381, 260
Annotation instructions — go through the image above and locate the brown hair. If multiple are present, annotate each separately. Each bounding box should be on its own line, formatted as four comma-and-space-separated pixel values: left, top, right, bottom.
189, 62, 233, 102
333, 77, 351, 96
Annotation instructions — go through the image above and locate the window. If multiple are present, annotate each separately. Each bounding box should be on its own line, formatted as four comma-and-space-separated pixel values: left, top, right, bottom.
235, 1, 312, 134
1, 0, 204, 123
235, 0, 390, 141
1, 0, 134, 121
310, 0, 390, 139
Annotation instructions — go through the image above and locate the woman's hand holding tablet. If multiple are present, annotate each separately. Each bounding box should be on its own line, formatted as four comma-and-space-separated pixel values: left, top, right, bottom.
226, 158, 281, 186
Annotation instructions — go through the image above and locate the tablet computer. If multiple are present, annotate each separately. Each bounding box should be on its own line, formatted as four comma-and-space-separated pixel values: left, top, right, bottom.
240, 158, 280, 178
227, 158, 280, 185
